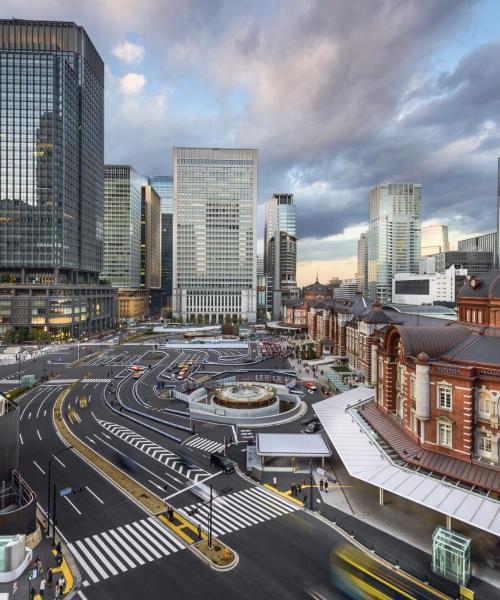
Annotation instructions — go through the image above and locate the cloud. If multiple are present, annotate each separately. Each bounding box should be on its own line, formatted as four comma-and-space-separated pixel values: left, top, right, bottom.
112, 41, 145, 64
119, 73, 146, 95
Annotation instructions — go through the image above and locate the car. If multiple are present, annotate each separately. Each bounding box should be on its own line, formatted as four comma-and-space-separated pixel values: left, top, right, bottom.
304, 382, 317, 391
303, 422, 322, 434
210, 452, 235, 473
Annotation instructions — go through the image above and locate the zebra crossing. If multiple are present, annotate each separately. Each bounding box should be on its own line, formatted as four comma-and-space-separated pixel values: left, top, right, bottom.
183, 435, 225, 454
86, 352, 145, 367
42, 378, 111, 385
97, 419, 211, 482
179, 486, 299, 536
67, 517, 185, 585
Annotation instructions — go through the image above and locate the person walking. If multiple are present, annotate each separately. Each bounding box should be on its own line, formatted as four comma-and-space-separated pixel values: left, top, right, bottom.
303, 494, 307, 506
297, 481, 302, 493
319, 478, 324, 491
54, 581, 60, 599
58, 576, 65, 594
325, 480, 329, 494
47, 568, 53, 588
30, 587, 36, 599
272, 476, 277, 487
291, 482, 296, 496
39, 577, 46, 597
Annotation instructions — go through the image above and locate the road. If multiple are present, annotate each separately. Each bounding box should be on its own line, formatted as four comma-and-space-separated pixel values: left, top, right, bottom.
5, 335, 490, 599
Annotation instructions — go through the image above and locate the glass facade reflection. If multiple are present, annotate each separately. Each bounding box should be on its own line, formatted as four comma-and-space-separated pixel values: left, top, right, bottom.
151, 175, 173, 300
173, 148, 257, 323
0, 20, 104, 280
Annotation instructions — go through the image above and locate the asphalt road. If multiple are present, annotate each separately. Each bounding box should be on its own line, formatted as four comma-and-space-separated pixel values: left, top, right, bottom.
5, 338, 487, 599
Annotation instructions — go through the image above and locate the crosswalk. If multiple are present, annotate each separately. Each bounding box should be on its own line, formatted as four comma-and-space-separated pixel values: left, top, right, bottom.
97, 419, 211, 482
67, 517, 185, 585
183, 435, 225, 454
179, 486, 299, 537
86, 352, 146, 367
42, 378, 111, 385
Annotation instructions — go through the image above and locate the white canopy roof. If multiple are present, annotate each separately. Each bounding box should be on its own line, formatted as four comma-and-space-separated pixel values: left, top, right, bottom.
314, 387, 500, 537
256, 433, 331, 457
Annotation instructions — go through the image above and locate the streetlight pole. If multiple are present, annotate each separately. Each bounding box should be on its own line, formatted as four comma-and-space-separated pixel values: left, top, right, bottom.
46, 446, 73, 537
77, 339, 80, 365
208, 484, 213, 549
17, 354, 21, 389
309, 459, 314, 511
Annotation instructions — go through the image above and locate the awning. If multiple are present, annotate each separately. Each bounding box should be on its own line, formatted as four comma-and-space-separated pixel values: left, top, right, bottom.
256, 433, 331, 457
314, 388, 500, 537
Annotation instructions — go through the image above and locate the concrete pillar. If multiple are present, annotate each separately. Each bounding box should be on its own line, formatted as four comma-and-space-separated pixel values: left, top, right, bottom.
379, 487, 384, 506
446, 514, 452, 530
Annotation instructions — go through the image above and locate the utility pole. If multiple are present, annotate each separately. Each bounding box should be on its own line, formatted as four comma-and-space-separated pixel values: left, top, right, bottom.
309, 459, 314, 511
208, 485, 213, 549
46, 446, 73, 536
52, 483, 57, 546
17, 354, 21, 388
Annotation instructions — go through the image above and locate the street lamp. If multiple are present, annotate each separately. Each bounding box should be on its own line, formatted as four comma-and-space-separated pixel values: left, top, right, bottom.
46, 446, 73, 537
17, 353, 21, 388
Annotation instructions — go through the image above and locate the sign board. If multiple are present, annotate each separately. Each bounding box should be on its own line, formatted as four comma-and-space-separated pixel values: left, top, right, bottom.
27, 568, 37, 581
459, 586, 474, 600
60, 487, 72, 497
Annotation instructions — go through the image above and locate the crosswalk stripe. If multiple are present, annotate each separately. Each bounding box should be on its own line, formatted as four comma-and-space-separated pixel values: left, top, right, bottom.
92, 535, 127, 572
115, 526, 148, 564
67, 543, 100, 584
235, 490, 282, 519
85, 537, 119, 576
128, 522, 165, 558
194, 505, 233, 535
185, 435, 225, 453
146, 517, 185, 551
124, 523, 161, 560
75, 540, 109, 580
240, 489, 287, 516
100, 531, 137, 569
254, 486, 299, 510
247, 489, 291, 515
222, 495, 264, 525
140, 519, 178, 554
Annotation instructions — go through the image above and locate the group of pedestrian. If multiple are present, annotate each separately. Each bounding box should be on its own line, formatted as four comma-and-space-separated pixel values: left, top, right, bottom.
290, 480, 305, 497
30, 569, 64, 598
319, 478, 329, 493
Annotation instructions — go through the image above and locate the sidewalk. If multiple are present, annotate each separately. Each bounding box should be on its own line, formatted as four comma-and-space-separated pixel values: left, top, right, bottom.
0, 527, 75, 600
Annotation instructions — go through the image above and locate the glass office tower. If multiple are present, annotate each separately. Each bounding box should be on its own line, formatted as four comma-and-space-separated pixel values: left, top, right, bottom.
368, 183, 421, 302
173, 147, 257, 323
0, 20, 116, 338
151, 175, 173, 304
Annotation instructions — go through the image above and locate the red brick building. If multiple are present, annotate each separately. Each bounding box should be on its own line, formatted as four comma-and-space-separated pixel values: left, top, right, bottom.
374, 271, 500, 467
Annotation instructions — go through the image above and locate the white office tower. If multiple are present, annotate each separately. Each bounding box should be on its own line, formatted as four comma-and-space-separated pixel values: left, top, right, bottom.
264, 193, 298, 318
173, 148, 257, 323
421, 224, 449, 256
392, 265, 467, 304
368, 183, 421, 303
357, 232, 369, 296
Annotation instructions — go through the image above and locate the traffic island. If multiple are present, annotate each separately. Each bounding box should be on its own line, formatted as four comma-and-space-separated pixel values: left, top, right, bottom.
195, 540, 237, 570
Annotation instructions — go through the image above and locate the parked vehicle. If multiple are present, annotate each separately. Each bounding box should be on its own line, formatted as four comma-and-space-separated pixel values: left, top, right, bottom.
303, 421, 322, 434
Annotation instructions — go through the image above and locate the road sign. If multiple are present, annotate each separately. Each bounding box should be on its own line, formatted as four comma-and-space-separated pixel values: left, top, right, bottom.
27, 568, 37, 581
60, 487, 72, 497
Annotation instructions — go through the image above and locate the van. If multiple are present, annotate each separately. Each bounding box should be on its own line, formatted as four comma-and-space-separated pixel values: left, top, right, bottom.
210, 452, 235, 474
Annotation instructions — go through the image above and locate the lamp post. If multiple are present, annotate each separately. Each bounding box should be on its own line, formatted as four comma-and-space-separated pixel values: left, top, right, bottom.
17, 354, 21, 388
46, 446, 73, 537
309, 459, 314, 511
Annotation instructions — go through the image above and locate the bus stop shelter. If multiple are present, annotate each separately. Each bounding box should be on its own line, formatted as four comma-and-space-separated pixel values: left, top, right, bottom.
254, 433, 331, 471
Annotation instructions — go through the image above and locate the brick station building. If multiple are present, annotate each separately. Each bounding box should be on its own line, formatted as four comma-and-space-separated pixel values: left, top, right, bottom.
371, 270, 500, 475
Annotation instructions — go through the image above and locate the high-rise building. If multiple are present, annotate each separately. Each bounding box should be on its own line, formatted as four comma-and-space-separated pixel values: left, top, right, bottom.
256, 256, 266, 322
368, 183, 422, 302
0, 20, 116, 338
266, 232, 298, 319
264, 193, 298, 318
151, 176, 173, 307
497, 158, 500, 268
140, 185, 162, 314
334, 277, 360, 300
357, 232, 369, 296
457, 232, 497, 254
103, 165, 142, 288
421, 251, 494, 276
421, 224, 449, 256
173, 147, 257, 323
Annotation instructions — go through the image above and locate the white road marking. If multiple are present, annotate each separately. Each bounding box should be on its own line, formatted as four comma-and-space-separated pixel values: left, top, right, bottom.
64, 496, 82, 515
28, 412, 32, 420
85, 436, 96, 445
78, 591, 89, 599
33, 461, 46, 475
53, 455, 66, 468
43, 409, 47, 418
37, 429, 42, 441
85, 486, 104, 504
19, 433, 23, 445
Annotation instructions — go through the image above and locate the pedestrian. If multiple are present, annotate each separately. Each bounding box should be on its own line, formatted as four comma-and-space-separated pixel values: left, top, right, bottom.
58, 576, 66, 594
297, 481, 302, 493
30, 587, 36, 599
54, 582, 60, 599
56, 541, 61, 554
56, 551, 62, 567
303, 494, 307, 506
272, 476, 277, 487
39, 577, 46, 597
197, 523, 202, 540
320, 478, 324, 491
47, 568, 53, 588
325, 480, 329, 494
290, 482, 295, 496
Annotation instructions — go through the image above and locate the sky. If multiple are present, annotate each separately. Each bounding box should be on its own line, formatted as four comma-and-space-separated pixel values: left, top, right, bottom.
8, 0, 500, 285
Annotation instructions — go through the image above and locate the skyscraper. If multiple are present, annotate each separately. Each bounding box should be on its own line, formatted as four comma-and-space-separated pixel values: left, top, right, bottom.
458, 232, 497, 255
368, 183, 421, 302
141, 185, 162, 315
264, 193, 298, 318
0, 20, 116, 338
421, 224, 449, 256
151, 175, 174, 307
173, 147, 257, 323
357, 232, 368, 296
103, 165, 142, 288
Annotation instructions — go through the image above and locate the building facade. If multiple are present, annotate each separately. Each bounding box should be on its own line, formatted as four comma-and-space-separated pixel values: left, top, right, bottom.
357, 232, 369, 296
173, 147, 257, 323
141, 185, 162, 315
423, 251, 494, 276
458, 232, 497, 255
421, 224, 449, 256
374, 270, 500, 474
117, 288, 149, 321
256, 256, 266, 322
392, 265, 467, 305
103, 165, 142, 289
151, 175, 174, 306
368, 183, 422, 303
0, 20, 116, 338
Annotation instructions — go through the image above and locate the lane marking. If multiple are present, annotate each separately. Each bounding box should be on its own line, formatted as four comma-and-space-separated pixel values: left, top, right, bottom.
33, 461, 46, 475
85, 486, 104, 504
64, 496, 82, 515
19, 433, 23, 445
37, 429, 42, 441
28, 412, 32, 420
85, 436, 96, 445
54, 455, 66, 468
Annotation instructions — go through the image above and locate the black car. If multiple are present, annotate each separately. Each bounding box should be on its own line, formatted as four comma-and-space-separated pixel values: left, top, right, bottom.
210, 452, 235, 473
303, 422, 322, 434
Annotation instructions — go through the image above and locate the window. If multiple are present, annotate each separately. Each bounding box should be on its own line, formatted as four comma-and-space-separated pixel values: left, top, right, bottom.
438, 421, 452, 447
438, 386, 452, 410
410, 376, 416, 400
479, 391, 492, 416
478, 433, 492, 454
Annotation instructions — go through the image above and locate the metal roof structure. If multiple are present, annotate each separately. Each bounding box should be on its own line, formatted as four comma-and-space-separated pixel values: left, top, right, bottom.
256, 433, 331, 457
313, 387, 500, 537
382, 303, 457, 317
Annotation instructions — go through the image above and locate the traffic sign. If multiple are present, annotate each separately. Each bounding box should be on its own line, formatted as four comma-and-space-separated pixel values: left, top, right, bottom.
27, 568, 37, 581
60, 487, 72, 497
